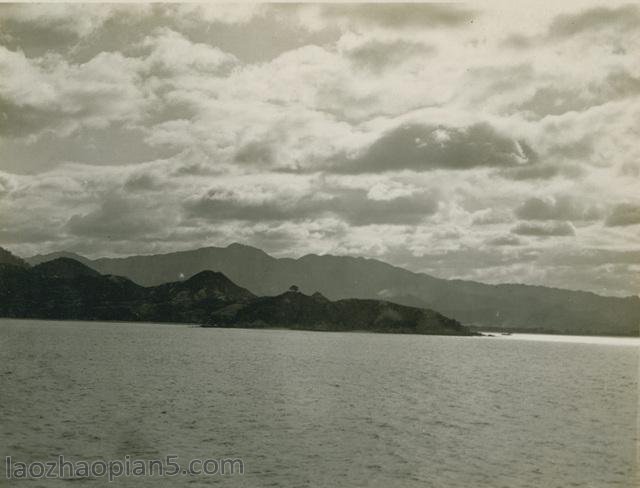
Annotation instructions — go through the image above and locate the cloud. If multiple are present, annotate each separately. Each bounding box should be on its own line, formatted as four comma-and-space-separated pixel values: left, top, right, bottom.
141, 28, 238, 77
335, 188, 439, 226
502, 34, 533, 50
0, 4, 121, 39
400, 246, 540, 273
605, 203, 640, 226
0, 174, 15, 197
316, 3, 476, 29
0, 216, 60, 244
341, 37, 434, 72
0, 125, 175, 174
234, 140, 276, 165
499, 163, 562, 181
511, 221, 576, 237
517, 71, 640, 118
184, 187, 317, 223
123, 173, 162, 192
469, 208, 513, 226
543, 248, 640, 266
619, 162, 640, 177
546, 136, 595, 160
66, 194, 176, 240
184, 182, 439, 227
0, 47, 148, 138
172, 3, 261, 27
1, 2, 640, 297
486, 235, 522, 246
329, 122, 537, 174
548, 5, 640, 38
515, 196, 602, 221
0, 3, 257, 52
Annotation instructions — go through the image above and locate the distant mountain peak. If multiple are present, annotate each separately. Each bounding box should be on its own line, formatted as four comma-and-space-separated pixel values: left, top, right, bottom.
26, 250, 91, 267
185, 269, 233, 285
182, 269, 256, 301
311, 291, 330, 302
225, 242, 269, 255
33, 257, 100, 279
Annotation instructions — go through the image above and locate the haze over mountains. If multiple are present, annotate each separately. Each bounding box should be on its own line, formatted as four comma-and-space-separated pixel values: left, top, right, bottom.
23, 243, 640, 336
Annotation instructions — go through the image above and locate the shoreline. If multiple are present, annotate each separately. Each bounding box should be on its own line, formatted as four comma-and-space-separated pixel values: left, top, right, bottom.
0, 317, 638, 339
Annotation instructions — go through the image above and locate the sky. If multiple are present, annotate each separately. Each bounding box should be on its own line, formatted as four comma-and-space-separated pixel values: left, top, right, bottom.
0, 1, 639, 297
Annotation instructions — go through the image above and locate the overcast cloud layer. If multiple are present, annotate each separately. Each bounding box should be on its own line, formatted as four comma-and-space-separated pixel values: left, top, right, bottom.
1, 2, 639, 296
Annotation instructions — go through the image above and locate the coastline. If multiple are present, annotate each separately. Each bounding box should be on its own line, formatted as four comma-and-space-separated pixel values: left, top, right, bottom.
1, 317, 637, 340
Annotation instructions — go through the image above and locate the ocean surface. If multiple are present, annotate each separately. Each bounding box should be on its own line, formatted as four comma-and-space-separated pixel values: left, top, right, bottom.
0, 319, 637, 487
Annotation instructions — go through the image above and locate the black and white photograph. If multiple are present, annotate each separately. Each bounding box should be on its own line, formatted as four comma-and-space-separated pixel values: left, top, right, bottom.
0, 1, 638, 486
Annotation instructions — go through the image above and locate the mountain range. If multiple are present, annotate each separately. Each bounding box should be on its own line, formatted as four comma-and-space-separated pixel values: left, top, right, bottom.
21, 243, 640, 336
0, 254, 472, 336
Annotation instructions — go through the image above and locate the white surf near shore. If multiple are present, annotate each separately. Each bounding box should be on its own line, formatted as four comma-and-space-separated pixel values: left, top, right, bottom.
482, 332, 640, 347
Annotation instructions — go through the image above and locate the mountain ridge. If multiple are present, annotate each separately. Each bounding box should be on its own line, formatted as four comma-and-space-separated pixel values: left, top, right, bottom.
209, 289, 468, 335
29, 242, 635, 298
0, 257, 472, 336
19, 243, 640, 336
0, 247, 29, 268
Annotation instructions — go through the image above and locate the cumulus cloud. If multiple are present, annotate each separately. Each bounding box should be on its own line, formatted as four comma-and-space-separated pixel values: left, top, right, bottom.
0, 3, 123, 41
233, 140, 276, 165
184, 187, 318, 223
548, 5, 640, 37
184, 183, 439, 227
499, 163, 563, 181
399, 246, 540, 274
172, 3, 261, 27
141, 28, 238, 77
605, 203, 640, 226
314, 3, 476, 29
511, 222, 576, 237
336, 189, 439, 226
341, 37, 434, 72
1, 2, 640, 296
517, 71, 640, 118
329, 122, 537, 174
471, 209, 513, 226
543, 248, 640, 266
66, 194, 178, 241
486, 235, 522, 247
0, 173, 15, 197
514, 196, 602, 221
0, 212, 60, 245
123, 173, 162, 192
0, 47, 148, 138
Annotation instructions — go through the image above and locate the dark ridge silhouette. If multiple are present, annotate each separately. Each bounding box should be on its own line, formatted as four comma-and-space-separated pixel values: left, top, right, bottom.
33, 257, 100, 279
0, 247, 28, 268
209, 290, 468, 335
0, 257, 472, 336
24, 243, 640, 336
26, 250, 91, 266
